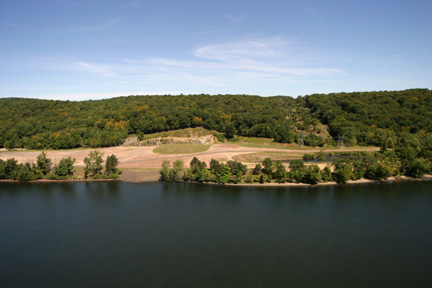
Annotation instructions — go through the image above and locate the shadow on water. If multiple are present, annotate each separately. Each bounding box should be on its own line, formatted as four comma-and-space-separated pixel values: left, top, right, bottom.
161, 182, 244, 201
84, 182, 121, 202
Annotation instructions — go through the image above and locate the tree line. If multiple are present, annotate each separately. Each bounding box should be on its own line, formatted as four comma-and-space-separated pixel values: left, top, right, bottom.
1, 89, 431, 151
0, 151, 120, 182
160, 149, 431, 185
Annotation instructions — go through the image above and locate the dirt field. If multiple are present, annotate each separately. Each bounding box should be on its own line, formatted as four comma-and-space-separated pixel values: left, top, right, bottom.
0, 144, 380, 169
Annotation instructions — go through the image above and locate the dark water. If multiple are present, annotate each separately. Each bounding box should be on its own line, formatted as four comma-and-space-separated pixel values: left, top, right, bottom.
1, 181, 431, 288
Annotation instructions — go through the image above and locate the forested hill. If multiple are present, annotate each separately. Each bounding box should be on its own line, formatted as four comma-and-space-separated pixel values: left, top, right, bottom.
304, 89, 432, 147
0, 89, 431, 150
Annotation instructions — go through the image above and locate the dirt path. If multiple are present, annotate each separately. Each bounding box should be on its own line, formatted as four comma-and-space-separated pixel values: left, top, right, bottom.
0, 144, 379, 169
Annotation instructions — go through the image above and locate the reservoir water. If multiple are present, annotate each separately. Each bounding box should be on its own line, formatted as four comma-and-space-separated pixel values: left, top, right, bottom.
1, 181, 431, 287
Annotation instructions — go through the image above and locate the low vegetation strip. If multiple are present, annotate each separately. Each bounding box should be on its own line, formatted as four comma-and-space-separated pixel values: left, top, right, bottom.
153, 144, 211, 154
233, 152, 303, 163
161, 149, 431, 186
0, 150, 121, 181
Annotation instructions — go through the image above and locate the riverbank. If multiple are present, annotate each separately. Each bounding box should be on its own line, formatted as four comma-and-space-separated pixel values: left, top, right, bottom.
1, 171, 430, 186
186, 175, 432, 187
0, 170, 161, 183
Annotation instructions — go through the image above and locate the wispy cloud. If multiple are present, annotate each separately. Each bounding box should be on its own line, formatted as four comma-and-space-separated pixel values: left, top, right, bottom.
74, 62, 117, 76
56, 0, 84, 7
54, 20, 119, 33
127, 1, 140, 7
69, 20, 119, 32
189, 38, 340, 76
63, 37, 342, 85
194, 41, 275, 61
225, 14, 247, 24
3, 23, 19, 29
10, 37, 342, 98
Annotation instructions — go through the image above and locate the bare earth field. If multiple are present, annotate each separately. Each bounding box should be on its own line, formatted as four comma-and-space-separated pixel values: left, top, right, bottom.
0, 144, 380, 182
0, 144, 380, 169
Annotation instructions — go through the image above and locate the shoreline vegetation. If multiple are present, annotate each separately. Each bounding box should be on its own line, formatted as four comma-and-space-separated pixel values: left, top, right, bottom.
160, 150, 432, 186
1, 148, 431, 186
0, 150, 121, 182
1, 171, 430, 187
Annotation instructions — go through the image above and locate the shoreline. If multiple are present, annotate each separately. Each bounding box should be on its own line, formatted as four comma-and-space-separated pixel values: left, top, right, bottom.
1, 174, 431, 186
183, 175, 432, 187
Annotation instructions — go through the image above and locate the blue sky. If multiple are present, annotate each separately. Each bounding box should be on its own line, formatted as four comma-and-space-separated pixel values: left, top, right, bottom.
1, 0, 431, 100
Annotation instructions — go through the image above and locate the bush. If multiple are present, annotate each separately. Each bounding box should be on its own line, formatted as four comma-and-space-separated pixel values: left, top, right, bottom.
303, 165, 321, 185
213, 132, 225, 142
303, 153, 315, 161
316, 152, 327, 162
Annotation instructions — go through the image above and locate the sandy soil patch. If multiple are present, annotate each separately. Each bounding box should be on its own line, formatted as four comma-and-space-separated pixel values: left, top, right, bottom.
0, 144, 379, 169
118, 170, 160, 182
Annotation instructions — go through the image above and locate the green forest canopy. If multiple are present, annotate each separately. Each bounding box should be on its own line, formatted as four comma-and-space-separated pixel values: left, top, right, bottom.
1, 89, 431, 150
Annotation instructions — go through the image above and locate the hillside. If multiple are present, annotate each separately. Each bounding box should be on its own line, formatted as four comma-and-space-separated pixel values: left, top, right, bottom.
0, 89, 431, 151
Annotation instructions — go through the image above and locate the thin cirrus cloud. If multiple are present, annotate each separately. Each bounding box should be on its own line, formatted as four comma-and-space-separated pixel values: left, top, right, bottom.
194, 40, 279, 61
150, 38, 342, 77
65, 38, 342, 88
3, 23, 19, 28
225, 14, 247, 24
74, 62, 117, 77
53, 19, 119, 33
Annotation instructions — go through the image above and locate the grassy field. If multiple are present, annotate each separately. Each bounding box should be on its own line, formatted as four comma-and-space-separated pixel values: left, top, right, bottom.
231, 137, 319, 150
139, 127, 218, 140
233, 152, 304, 163
230, 136, 380, 151
153, 143, 211, 154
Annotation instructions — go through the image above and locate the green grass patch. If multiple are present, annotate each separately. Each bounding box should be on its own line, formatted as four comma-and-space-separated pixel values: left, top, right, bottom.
120, 167, 160, 172
233, 152, 304, 163
139, 127, 218, 140
233, 137, 315, 150
153, 143, 211, 154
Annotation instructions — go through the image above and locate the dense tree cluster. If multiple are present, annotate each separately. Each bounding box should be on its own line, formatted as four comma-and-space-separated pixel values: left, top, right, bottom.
161, 157, 248, 184
161, 149, 431, 185
304, 89, 432, 147
83, 151, 121, 179
0, 153, 75, 181
0, 94, 320, 149
0, 151, 120, 181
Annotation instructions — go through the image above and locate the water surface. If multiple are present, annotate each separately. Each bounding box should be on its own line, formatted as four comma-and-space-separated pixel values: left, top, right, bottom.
1, 181, 431, 287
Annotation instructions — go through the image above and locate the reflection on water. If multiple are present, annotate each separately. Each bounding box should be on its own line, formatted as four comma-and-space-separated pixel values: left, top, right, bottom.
1, 181, 432, 288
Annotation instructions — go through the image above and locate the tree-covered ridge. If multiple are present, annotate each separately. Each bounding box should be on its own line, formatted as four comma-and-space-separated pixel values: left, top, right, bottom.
0, 94, 309, 149
304, 89, 432, 146
1, 89, 431, 150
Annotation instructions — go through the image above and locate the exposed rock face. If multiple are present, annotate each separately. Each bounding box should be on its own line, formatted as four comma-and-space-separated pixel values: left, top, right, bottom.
122, 135, 217, 146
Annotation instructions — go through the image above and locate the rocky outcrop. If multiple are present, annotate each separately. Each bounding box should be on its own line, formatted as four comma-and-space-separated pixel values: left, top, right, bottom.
122, 135, 217, 146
